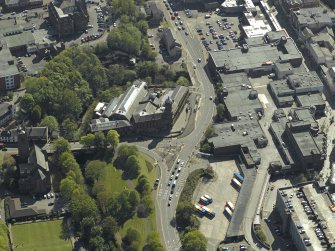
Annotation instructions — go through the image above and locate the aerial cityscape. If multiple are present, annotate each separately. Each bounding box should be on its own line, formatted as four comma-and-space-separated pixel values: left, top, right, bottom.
0, 0, 334, 250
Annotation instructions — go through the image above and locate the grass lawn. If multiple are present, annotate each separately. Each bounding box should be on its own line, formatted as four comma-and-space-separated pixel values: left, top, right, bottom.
102, 152, 158, 248
0, 152, 4, 166
11, 219, 72, 251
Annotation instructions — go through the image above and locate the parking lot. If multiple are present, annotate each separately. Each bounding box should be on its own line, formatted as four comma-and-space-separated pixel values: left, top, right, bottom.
195, 159, 240, 251
184, 10, 241, 52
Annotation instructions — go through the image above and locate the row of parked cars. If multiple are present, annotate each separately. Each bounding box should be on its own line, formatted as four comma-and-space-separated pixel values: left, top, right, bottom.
81, 33, 103, 43
16, 57, 27, 72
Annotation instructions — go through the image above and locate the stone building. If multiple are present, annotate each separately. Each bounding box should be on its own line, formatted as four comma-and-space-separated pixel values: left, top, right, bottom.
48, 0, 89, 38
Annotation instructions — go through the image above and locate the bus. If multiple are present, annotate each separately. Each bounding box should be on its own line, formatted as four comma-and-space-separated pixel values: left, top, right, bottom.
202, 206, 216, 217
232, 178, 242, 189
226, 201, 234, 211
224, 206, 233, 218
234, 172, 244, 183
200, 196, 210, 205
204, 194, 213, 203
195, 204, 206, 216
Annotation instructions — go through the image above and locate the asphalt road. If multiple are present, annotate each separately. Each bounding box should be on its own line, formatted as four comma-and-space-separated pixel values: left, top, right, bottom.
152, 1, 216, 250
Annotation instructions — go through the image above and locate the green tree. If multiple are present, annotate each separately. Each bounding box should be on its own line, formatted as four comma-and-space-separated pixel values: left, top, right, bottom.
40, 115, 59, 132
94, 131, 107, 149
101, 216, 119, 241
128, 190, 140, 210
70, 192, 99, 224
124, 227, 141, 249
61, 118, 78, 141
176, 201, 198, 230
137, 195, 154, 218
2, 154, 17, 189
20, 93, 35, 113
117, 144, 138, 163
136, 175, 151, 196
85, 160, 107, 185
106, 129, 120, 150
216, 103, 225, 121
176, 76, 190, 86
125, 155, 141, 179
89, 235, 104, 251
182, 230, 207, 251
111, 0, 136, 17
80, 133, 95, 148
52, 138, 71, 163
107, 24, 142, 55
143, 232, 164, 251
30, 105, 42, 124
60, 177, 80, 200
204, 125, 217, 138
135, 20, 149, 35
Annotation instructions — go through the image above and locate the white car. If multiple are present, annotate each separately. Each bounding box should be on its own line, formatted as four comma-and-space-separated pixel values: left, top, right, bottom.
198, 58, 201, 63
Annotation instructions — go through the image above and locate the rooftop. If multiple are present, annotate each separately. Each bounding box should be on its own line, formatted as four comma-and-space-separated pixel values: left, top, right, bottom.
209, 37, 302, 72
293, 7, 334, 28
0, 46, 18, 78
278, 183, 335, 250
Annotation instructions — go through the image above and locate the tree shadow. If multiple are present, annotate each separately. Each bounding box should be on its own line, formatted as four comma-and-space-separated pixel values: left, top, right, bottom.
60, 218, 71, 240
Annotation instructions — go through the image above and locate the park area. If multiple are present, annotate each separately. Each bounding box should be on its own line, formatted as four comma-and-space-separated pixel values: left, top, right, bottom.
101, 153, 158, 248
11, 219, 72, 251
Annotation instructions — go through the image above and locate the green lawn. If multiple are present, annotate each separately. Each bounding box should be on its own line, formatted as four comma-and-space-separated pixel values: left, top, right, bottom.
102, 152, 158, 248
11, 219, 72, 251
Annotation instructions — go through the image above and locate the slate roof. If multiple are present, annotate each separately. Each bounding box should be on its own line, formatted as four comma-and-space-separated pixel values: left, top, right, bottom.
7, 198, 46, 219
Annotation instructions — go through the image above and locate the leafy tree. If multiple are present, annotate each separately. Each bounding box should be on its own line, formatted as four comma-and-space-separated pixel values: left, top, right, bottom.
124, 227, 141, 249
106, 129, 120, 150
182, 230, 207, 251
101, 216, 119, 241
89, 235, 104, 251
111, 0, 136, 17
85, 160, 106, 185
94, 131, 107, 149
31, 105, 42, 124
96, 191, 113, 215
117, 144, 138, 163
128, 190, 140, 210
136, 175, 151, 196
204, 125, 217, 138
20, 93, 35, 113
125, 155, 141, 179
176, 76, 190, 86
60, 177, 80, 200
137, 195, 154, 218
80, 216, 96, 241
2, 154, 17, 189
143, 232, 164, 251
40, 115, 59, 132
95, 41, 109, 55
216, 103, 225, 121
61, 118, 78, 141
116, 190, 137, 221
176, 201, 198, 230
70, 192, 99, 224
135, 20, 149, 35
52, 138, 71, 163
107, 24, 142, 55
107, 65, 137, 86
80, 133, 95, 148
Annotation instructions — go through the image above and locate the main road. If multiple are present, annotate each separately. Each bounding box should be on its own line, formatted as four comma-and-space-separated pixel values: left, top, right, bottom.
151, 1, 216, 250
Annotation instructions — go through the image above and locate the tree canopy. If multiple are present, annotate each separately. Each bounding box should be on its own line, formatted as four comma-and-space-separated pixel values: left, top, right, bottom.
182, 230, 207, 251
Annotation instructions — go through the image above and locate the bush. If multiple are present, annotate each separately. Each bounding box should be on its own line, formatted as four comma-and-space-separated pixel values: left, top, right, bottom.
255, 225, 267, 243
179, 169, 204, 202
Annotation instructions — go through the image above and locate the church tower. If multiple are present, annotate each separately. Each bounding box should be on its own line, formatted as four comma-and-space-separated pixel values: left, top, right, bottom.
17, 127, 30, 162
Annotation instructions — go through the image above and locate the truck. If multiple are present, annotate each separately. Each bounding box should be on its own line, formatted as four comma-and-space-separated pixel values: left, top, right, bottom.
226, 201, 234, 211
232, 178, 241, 189
224, 206, 233, 218
204, 194, 213, 203
234, 172, 244, 183
195, 204, 206, 216
202, 206, 216, 218
200, 196, 210, 205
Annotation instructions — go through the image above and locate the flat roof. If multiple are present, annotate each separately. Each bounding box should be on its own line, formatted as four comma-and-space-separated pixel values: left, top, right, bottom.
278, 183, 335, 250
209, 38, 301, 72
296, 93, 325, 108
291, 130, 320, 157
293, 7, 333, 27
0, 47, 19, 78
